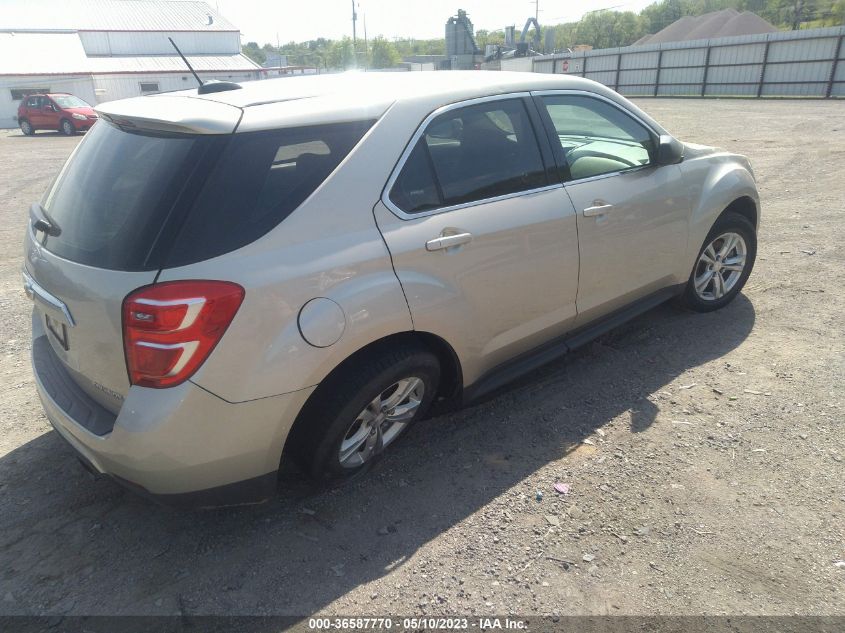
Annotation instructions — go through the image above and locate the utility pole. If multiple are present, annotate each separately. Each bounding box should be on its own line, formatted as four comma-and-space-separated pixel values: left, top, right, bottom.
276, 32, 281, 73
363, 12, 368, 68
352, 0, 358, 48
351, 0, 358, 68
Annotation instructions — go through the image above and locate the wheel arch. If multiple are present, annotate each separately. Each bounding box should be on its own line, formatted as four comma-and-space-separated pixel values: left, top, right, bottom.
719, 195, 758, 231
685, 162, 759, 273
280, 330, 463, 461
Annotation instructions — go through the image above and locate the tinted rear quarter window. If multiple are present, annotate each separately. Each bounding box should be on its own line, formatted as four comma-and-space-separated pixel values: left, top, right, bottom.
166, 121, 373, 267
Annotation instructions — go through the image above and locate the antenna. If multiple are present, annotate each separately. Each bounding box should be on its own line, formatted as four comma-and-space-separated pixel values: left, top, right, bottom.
168, 37, 203, 88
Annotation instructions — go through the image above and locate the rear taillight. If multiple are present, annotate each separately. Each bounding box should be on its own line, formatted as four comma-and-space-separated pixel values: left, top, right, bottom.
122, 281, 244, 388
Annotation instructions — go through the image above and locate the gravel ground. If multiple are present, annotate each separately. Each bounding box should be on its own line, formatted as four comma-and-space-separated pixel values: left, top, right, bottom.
0, 99, 843, 619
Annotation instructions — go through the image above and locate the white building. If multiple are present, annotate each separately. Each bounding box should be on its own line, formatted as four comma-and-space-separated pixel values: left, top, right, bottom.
0, 0, 262, 128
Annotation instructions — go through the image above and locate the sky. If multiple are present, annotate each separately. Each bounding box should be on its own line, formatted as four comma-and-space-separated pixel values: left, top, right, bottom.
216, 0, 658, 46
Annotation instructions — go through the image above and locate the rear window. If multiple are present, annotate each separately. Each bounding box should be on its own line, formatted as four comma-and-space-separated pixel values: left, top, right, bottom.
39, 119, 373, 271
40, 122, 205, 270
166, 121, 373, 268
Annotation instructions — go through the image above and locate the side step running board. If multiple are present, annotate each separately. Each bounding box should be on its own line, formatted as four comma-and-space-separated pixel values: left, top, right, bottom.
462, 285, 683, 404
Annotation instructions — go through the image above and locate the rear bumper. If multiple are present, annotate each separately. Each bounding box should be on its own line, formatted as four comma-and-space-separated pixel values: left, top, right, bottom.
32, 328, 314, 508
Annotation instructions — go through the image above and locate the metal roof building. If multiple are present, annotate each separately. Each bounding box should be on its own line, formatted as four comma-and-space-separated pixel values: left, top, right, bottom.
0, 0, 261, 128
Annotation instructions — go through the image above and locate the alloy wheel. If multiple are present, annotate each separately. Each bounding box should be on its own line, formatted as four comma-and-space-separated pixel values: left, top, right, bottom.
338, 377, 424, 468
694, 231, 747, 301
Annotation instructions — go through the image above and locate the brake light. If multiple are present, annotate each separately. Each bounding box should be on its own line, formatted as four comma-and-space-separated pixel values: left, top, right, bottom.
122, 281, 244, 388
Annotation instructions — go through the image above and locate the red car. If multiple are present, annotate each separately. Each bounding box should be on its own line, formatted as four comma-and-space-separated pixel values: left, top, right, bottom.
17, 93, 98, 136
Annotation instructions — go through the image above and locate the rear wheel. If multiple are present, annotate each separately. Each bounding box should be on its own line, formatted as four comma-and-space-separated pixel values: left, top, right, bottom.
60, 119, 76, 136
19, 120, 34, 136
680, 212, 756, 312
290, 342, 440, 482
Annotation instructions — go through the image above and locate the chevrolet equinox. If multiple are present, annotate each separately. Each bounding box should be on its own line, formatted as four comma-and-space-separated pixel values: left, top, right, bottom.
24, 72, 759, 507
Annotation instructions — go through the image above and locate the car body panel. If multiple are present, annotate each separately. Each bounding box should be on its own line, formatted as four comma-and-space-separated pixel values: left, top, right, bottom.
565, 163, 691, 324
373, 188, 580, 387
679, 144, 760, 269
156, 107, 415, 402
24, 225, 156, 412
34, 316, 314, 495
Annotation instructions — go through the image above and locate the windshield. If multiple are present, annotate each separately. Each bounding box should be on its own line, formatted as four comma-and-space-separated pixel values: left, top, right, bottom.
52, 95, 91, 109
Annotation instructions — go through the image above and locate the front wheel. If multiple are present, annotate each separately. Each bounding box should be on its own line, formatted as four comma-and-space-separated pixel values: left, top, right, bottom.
680, 211, 757, 312
60, 119, 76, 136
289, 342, 440, 482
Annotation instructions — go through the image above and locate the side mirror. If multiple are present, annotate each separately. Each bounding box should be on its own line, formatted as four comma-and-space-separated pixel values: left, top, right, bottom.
656, 134, 684, 165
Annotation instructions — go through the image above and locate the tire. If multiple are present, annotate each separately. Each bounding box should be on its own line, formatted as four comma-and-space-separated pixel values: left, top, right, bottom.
679, 211, 757, 312
19, 120, 34, 136
290, 342, 440, 482
60, 119, 76, 136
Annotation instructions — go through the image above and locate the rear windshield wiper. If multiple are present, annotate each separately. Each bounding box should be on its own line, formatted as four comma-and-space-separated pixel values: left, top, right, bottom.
30, 202, 61, 237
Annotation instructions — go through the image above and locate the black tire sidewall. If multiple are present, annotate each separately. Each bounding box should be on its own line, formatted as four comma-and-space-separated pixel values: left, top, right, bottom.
61, 120, 75, 136
309, 351, 440, 482
20, 120, 33, 135
683, 212, 757, 312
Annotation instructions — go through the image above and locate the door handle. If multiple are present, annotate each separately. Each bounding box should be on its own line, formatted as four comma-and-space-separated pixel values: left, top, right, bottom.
426, 232, 473, 251
583, 203, 613, 217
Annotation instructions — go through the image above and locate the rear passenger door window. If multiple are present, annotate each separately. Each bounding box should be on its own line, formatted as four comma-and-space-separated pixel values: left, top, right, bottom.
389, 98, 548, 214
539, 95, 654, 181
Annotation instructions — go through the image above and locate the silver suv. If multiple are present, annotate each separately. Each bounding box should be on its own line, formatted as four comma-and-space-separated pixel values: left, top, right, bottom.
24, 72, 759, 507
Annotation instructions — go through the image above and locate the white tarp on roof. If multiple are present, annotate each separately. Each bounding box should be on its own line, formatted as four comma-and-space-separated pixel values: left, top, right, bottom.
86, 55, 260, 74
0, 32, 89, 75
0, 32, 258, 75
2, 0, 237, 32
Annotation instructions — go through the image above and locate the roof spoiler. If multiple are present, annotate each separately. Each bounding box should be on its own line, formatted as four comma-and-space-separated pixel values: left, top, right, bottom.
96, 95, 242, 135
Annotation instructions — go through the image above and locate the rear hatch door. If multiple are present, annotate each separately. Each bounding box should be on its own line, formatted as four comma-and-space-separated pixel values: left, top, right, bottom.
25, 100, 240, 413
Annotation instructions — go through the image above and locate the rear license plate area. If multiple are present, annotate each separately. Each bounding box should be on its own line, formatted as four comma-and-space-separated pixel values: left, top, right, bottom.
45, 313, 69, 350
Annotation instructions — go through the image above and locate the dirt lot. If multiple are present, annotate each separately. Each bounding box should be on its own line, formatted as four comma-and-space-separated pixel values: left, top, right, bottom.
0, 99, 843, 620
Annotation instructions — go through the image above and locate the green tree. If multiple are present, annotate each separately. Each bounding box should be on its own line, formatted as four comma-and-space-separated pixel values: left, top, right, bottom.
475, 29, 506, 50
573, 10, 646, 49
369, 36, 400, 68
391, 37, 446, 56
636, 0, 841, 33
242, 41, 266, 65
327, 37, 356, 69
832, 0, 845, 23
243, 0, 844, 69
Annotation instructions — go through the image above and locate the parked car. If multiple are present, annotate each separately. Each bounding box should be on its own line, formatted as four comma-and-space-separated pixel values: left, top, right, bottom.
23, 72, 759, 507
17, 93, 98, 136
